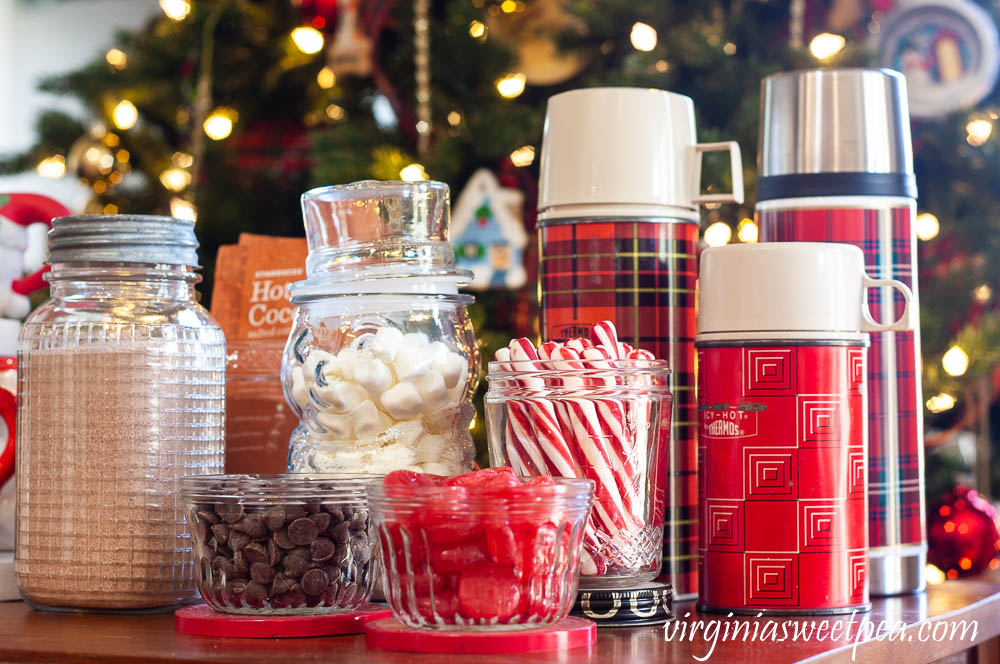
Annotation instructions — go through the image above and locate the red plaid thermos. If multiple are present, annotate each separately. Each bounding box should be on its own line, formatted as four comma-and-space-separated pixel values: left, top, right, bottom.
757, 69, 927, 595
696, 243, 914, 614
537, 88, 744, 597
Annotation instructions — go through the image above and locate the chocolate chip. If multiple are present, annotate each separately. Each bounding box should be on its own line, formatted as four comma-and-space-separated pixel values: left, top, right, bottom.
339, 583, 360, 605
354, 546, 372, 565
243, 581, 268, 602
333, 544, 351, 566
288, 518, 319, 546
210, 523, 230, 545
322, 565, 342, 585
232, 514, 268, 539
324, 506, 344, 523
284, 505, 307, 521
310, 537, 335, 562
191, 519, 208, 542
211, 556, 237, 579
226, 580, 247, 595
270, 572, 295, 596
250, 562, 276, 585
233, 550, 249, 576
198, 544, 215, 561
330, 521, 351, 544
196, 510, 221, 525
305, 500, 323, 515
309, 512, 331, 533
216, 502, 245, 523
301, 568, 329, 596
282, 549, 310, 578
263, 506, 286, 530
242, 542, 268, 565
273, 528, 296, 550
353, 541, 372, 565
341, 507, 355, 520
274, 586, 306, 607
228, 530, 251, 552
349, 513, 367, 533
267, 539, 283, 566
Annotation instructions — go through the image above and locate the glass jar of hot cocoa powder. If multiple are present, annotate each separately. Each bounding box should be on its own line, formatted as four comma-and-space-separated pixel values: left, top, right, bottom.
15, 215, 225, 612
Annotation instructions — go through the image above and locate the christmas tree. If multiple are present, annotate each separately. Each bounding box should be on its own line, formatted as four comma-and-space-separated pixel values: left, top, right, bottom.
2, 0, 999, 493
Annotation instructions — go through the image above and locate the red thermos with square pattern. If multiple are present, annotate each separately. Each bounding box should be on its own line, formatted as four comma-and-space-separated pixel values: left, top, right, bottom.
696, 243, 914, 614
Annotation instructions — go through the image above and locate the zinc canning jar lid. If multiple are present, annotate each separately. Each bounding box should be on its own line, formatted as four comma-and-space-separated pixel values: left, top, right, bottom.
47, 214, 201, 267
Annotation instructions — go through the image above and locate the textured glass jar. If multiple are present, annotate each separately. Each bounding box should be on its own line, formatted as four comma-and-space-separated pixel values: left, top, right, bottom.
485, 358, 672, 588
283, 182, 479, 477
181, 474, 380, 615
15, 215, 225, 612
368, 476, 594, 630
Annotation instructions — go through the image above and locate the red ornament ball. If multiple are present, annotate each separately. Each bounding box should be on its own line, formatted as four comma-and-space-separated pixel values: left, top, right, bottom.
927, 485, 1000, 578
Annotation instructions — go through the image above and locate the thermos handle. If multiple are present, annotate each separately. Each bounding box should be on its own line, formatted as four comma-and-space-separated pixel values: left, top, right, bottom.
861, 275, 915, 333
690, 141, 745, 205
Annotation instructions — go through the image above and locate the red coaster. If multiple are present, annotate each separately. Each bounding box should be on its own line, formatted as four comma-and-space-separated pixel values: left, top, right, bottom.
174, 603, 392, 638
365, 617, 597, 654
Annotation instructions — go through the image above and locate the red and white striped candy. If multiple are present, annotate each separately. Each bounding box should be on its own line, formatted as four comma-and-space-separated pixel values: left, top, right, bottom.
496, 347, 552, 475
508, 337, 539, 361
627, 348, 656, 361
537, 341, 562, 361
502, 341, 607, 557
498, 344, 581, 479
536, 345, 627, 546
581, 345, 612, 362
590, 320, 621, 359
578, 341, 649, 531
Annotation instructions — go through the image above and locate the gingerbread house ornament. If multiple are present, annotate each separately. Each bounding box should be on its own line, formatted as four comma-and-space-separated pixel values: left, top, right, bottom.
327, 0, 373, 78
451, 169, 528, 290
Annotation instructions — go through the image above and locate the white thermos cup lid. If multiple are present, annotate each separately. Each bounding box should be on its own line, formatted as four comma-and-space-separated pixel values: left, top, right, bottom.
538, 87, 744, 221
697, 243, 914, 339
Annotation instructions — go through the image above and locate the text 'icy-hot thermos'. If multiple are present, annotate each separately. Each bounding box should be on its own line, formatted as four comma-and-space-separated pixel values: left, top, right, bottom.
696, 243, 914, 614
537, 87, 744, 599
756, 68, 927, 596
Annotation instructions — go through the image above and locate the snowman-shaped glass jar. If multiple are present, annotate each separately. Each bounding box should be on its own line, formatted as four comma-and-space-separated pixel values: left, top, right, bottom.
282, 182, 479, 475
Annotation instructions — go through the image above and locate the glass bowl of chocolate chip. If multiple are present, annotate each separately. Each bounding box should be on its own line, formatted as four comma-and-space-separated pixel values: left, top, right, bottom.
180, 473, 382, 614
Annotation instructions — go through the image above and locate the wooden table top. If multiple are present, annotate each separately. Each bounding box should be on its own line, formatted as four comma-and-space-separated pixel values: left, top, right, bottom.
0, 572, 998, 664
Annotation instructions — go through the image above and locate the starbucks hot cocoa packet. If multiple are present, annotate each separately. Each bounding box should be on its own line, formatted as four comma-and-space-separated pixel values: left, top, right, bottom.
212, 233, 308, 341
212, 234, 308, 474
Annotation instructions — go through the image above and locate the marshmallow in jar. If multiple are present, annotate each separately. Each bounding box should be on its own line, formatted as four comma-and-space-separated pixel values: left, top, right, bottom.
282, 181, 480, 476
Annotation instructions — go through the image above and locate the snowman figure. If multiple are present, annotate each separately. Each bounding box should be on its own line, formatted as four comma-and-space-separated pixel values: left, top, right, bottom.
0, 194, 66, 350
